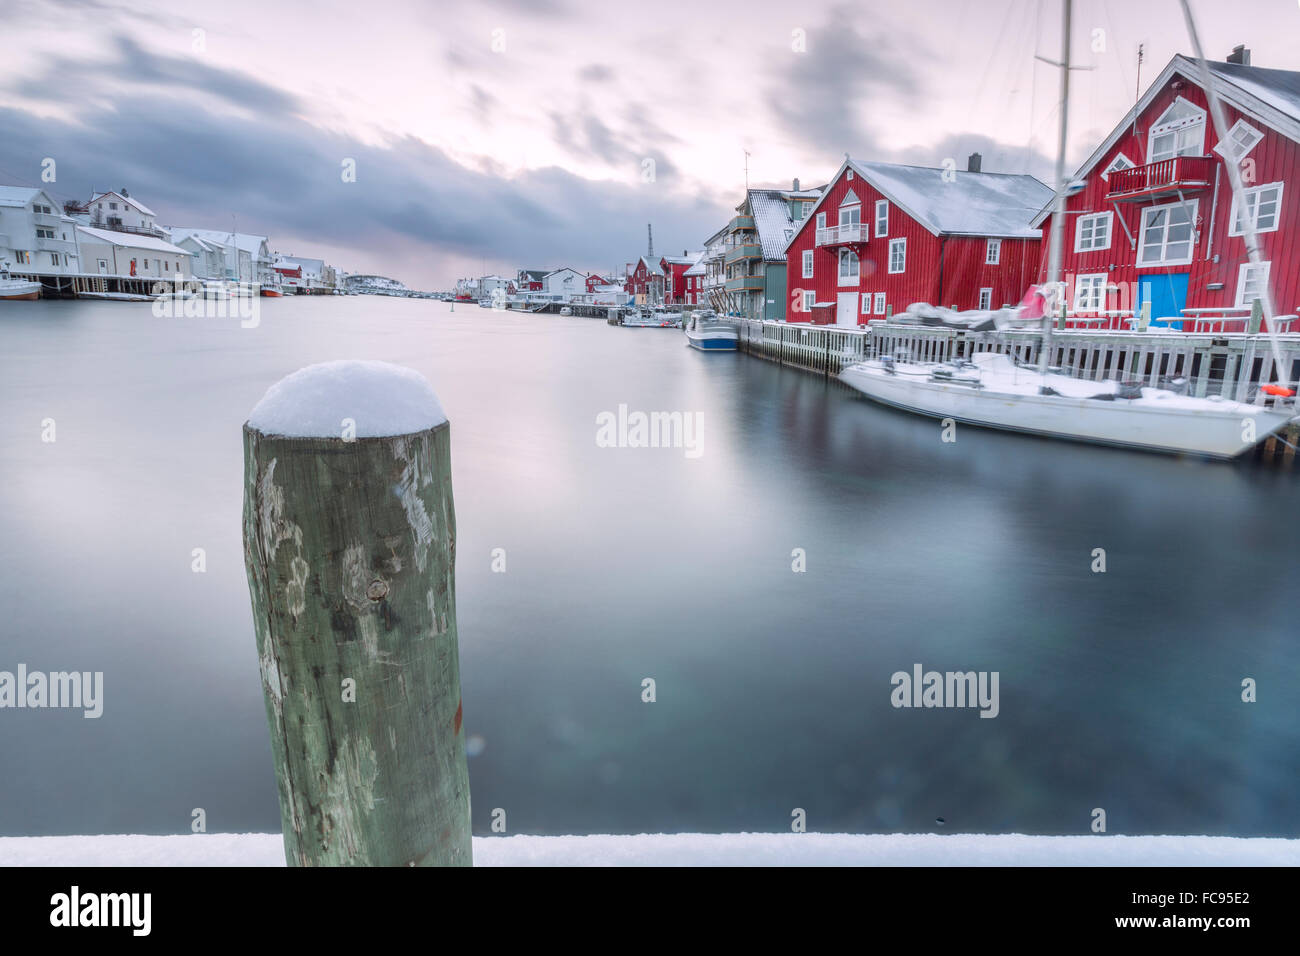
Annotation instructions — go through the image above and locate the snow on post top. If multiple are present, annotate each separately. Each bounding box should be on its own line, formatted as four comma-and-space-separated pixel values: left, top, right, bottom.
247, 360, 447, 438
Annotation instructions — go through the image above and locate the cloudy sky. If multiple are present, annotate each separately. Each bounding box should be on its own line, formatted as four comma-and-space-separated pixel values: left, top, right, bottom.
1, 0, 1295, 288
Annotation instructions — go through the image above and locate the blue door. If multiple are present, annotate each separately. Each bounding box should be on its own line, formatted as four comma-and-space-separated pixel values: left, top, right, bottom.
1137, 273, 1189, 329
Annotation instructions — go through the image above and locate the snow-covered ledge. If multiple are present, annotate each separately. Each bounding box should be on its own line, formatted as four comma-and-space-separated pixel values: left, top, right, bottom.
1, 833, 1296, 866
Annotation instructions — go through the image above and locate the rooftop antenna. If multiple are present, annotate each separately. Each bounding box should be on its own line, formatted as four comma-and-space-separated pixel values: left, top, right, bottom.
744, 150, 751, 191
1132, 44, 1145, 146
647, 223, 654, 259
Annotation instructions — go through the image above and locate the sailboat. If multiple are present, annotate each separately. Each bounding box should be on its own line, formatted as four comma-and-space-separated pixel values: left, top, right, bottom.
837, 0, 1296, 460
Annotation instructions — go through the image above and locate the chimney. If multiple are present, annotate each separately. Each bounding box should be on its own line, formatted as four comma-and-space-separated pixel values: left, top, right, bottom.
967, 152, 982, 173
793, 177, 801, 191
1227, 44, 1250, 65
121, 187, 130, 197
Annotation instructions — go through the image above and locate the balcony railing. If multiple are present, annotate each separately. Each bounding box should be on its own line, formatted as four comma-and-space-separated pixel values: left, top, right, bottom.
815, 223, 870, 247
86, 218, 170, 239
725, 275, 764, 292
724, 243, 763, 265
728, 215, 756, 232
35, 237, 78, 252
1106, 155, 1216, 200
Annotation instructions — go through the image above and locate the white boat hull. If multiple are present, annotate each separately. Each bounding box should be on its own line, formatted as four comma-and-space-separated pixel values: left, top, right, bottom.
839, 356, 1294, 460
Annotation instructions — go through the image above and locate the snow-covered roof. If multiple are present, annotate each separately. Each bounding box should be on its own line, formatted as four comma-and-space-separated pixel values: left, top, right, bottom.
749, 189, 812, 259
854, 162, 1051, 238
1206, 59, 1300, 124
638, 256, 662, 275
75, 225, 190, 255
661, 251, 701, 266
90, 191, 155, 217
169, 228, 268, 256
543, 267, 585, 279
279, 255, 325, 270
683, 252, 707, 276
0, 186, 42, 208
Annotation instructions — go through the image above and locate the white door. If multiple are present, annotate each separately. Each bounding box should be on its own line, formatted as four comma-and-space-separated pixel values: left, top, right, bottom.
836, 292, 858, 327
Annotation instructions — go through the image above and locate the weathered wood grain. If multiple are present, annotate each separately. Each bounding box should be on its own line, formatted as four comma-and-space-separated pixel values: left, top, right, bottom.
242, 422, 471, 866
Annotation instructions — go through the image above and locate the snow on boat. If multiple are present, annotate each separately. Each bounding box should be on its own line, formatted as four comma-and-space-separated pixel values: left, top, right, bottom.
683, 310, 738, 351
0, 276, 42, 300
622, 308, 682, 328
839, 351, 1294, 460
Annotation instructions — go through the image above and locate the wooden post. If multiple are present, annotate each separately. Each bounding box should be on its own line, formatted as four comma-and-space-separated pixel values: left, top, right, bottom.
1249, 298, 1263, 334
241, 362, 471, 867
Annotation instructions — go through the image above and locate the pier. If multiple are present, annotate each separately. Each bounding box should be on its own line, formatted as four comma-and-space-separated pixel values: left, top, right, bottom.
728, 318, 1300, 466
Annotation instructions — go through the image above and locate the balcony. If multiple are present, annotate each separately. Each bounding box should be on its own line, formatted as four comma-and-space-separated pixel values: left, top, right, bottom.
32, 212, 63, 228
724, 242, 763, 265
86, 218, 170, 240
728, 215, 755, 233
725, 275, 763, 292
1106, 155, 1216, 201
815, 223, 870, 247
36, 236, 78, 253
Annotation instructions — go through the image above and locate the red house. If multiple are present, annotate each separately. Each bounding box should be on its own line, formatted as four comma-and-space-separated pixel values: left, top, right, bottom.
626, 256, 663, 301
1035, 51, 1300, 331
659, 251, 702, 305
784, 156, 1051, 326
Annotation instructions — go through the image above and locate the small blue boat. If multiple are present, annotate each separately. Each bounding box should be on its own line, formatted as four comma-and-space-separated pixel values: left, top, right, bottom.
683, 310, 738, 351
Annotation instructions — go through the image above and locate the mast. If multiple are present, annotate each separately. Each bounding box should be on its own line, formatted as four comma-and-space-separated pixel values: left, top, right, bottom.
1039, 0, 1073, 377
1178, 0, 1287, 387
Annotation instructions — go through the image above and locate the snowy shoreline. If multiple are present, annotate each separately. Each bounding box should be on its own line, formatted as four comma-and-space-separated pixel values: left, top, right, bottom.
1, 833, 1296, 867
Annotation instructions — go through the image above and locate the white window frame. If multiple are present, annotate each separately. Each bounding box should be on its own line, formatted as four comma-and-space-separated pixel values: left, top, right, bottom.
1235, 261, 1271, 308
802, 289, 815, 311
1147, 97, 1206, 163
873, 292, 886, 315
874, 200, 888, 237
838, 201, 861, 228
888, 238, 906, 274
1214, 119, 1264, 163
1074, 211, 1113, 252
1100, 152, 1135, 181
815, 211, 826, 232
861, 294, 872, 315
802, 249, 814, 278
1228, 181, 1283, 236
838, 248, 860, 286
1073, 273, 1108, 312
847, 169, 854, 180
978, 288, 993, 310
985, 238, 1001, 265
1137, 199, 1198, 268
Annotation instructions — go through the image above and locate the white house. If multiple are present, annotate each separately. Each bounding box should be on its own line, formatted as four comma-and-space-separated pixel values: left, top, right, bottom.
84, 190, 166, 238
0, 186, 82, 275
478, 274, 513, 296
276, 255, 336, 293
168, 228, 274, 285
75, 225, 192, 279
542, 268, 586, 299
172, 234, 229, 281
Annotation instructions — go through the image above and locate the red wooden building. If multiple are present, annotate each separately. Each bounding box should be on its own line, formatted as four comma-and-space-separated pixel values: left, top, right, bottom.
1035, 52, 1300, 331
784, 156, 1051, 326
659, 251, 702, 305
625, 255, 663, 301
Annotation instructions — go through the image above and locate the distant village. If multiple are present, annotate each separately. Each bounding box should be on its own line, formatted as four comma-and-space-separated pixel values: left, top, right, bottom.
4, 47, 1293, 330
0, 184, 415, 299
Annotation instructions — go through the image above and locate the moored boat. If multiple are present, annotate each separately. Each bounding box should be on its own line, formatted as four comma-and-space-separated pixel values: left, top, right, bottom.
683, 310, 738, 351
0, 276, 42, 301
839, 351, 1294, 460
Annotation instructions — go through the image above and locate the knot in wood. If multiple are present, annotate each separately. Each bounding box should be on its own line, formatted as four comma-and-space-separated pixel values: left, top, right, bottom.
366, 579, 389, 601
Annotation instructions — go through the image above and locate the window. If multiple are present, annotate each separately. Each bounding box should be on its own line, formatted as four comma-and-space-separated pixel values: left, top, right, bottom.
164, 261, 169, 272
1138, 200, 1197, 266
1074, 212, 1113, 252
873, 292, 886, 315
1230, 182, 1283, 235
985, 239, 1001, 264
838, 249, 859, 285
815, 212, 826, 232
1147, 97, 1206, 162
109, 202, 118, 210
847, 169, 854, 180
802, 249, 813, 278
838, 196, 861, 228
802, 201, 813, 217
35, 227, 55, 239
1235, 261, 1271, 308
1074, 273, 1108, 312
1100, 153, 1135, 181
888, 238, 906, 274
802, 290, 815, 311
978, 288, 993, 310
142, 259, 149, 268
861, 294, 872, 314
16, 251, 29, 264
50, 252, 59, 266
1215, 119, 1263, 162
875, 200, 888, 237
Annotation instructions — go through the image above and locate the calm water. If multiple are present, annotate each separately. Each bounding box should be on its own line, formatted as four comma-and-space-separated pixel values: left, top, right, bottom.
1, 296, 1297, 839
